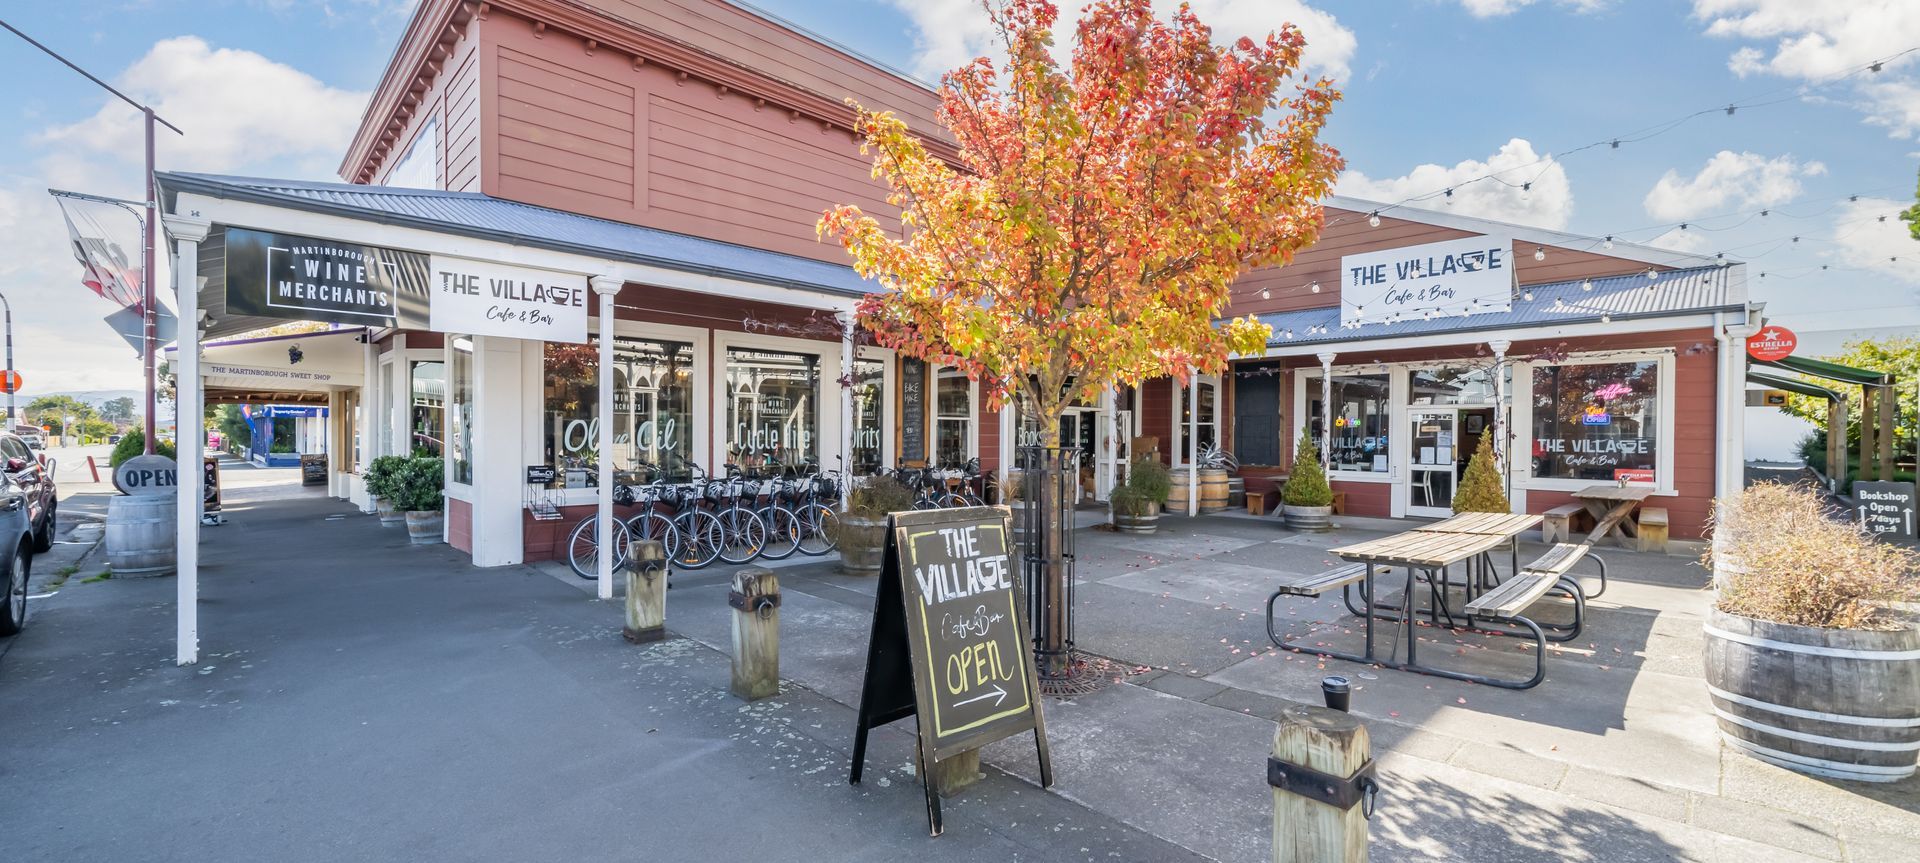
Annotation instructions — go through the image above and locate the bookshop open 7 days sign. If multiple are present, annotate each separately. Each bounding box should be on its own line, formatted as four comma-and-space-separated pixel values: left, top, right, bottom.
429, 255, 588, 343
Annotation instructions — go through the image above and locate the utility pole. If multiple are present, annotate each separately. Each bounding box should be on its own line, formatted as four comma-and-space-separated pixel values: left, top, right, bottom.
0, 291, 14, 427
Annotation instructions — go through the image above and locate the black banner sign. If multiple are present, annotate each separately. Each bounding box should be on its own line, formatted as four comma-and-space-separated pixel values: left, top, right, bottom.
850, 506, 1050, 836
901, 357, 927, 464
1855, 481, 1917, 542
225, 227, 429, 327
526, 464, 558, 486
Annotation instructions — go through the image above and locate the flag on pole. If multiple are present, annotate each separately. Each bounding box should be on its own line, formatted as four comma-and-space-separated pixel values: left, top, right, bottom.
54, 195, 144, 308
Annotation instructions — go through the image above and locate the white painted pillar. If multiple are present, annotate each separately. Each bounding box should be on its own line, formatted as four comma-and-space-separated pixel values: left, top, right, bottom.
1316, 352, 1337, 473
1101, 385, 1118, 500
390, 333, 409, 458
1186, 368, 1198, 517
357, 332, 377, 511
1487, 339, 1512, 504
1715, 309, 1762, 503
165, 215, 210, 667
839, 311, 855, 499
590, 276, 624, 600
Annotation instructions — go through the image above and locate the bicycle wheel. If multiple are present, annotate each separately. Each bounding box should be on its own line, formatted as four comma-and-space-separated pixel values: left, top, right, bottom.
937, 492, 969, 508
624, 510, 680, 561
672, 510, 723, 570
798, 504, 839, 555
716, 505, 768, 565
758, 505, 802, 561
567, 516, 631, 580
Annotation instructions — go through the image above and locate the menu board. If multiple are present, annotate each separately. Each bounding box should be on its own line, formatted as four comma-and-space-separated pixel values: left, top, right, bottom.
850, 506, 1051, 836
1855, 481, 1917, 542
900, 357, 927, 464
300, 454, 328, 486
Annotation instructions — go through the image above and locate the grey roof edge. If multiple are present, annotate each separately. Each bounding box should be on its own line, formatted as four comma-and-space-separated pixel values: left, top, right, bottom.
157, 171, 875, 301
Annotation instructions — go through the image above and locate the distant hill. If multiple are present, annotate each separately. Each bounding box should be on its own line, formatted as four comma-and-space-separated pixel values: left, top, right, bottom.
29, 390, 144, 409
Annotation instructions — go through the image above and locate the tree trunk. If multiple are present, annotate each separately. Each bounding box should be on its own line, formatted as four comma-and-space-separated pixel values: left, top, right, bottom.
1034, 408, 1070, 679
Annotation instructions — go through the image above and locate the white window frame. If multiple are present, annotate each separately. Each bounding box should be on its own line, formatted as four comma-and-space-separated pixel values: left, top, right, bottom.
711, 329, 844, 478
1291, 365, 1399, 485
931, 364, 979, 468
539, 320, 713, 508
1171, 373, 1221, 468
1511, 349, 1677, 496
852, 345, 896, 475
444, 335, 476, 501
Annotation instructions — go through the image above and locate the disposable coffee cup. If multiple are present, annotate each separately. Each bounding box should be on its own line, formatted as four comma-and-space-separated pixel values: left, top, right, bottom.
1321, 675, 1352, 712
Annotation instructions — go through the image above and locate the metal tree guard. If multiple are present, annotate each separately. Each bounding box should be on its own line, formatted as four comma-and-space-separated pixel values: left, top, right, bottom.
1017, 444, 1079, 684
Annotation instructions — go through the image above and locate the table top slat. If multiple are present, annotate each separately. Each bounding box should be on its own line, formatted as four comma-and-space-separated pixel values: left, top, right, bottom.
1574, 484, 1655, 503
1332, 528, 1508, 567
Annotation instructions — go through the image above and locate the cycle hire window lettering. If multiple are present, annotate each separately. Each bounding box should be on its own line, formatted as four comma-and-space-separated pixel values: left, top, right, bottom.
726, 348, 819, 471
543, 336, 698, 488
1531, 360, 1660, 483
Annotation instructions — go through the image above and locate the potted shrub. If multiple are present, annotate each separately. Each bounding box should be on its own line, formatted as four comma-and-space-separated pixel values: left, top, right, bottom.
831, 475, 916, 575
1451, 434, 1510, 514
394, 456, 446, 545
1110, 456, 1171, 534
1280, 429, 1333, 531
1702, 482, 1920, 782
365, 455, 408, 526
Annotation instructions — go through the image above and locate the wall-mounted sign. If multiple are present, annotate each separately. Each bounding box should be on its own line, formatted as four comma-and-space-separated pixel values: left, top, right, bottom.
429, 255, 588, 344
1746, 389, 1791, 408
1341, 236, 1513, 326
114, 454, 177, 497
525, 464, 558, 486
225, 228, 430, 328
1747, 326, 1797, 362
900, 358, 927, 463
1854, 481, 1916, 542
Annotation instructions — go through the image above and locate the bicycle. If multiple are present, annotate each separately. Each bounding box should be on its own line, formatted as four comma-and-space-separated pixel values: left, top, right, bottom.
709, 464, 770, 565
621, 464, 683, 563
791, 468, 842, 556
667, 464, 726, 570
566, 485, 634, 579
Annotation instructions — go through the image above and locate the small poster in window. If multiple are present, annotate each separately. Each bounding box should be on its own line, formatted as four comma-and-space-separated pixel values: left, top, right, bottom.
1437, 432, 1454, 447
1419, 446, 1436, 465
1371, 455, 1388, 472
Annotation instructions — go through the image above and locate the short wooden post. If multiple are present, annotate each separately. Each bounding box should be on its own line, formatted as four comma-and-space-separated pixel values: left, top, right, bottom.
729, 566, 780, 701
622, 540, 667, 644
1272, 705, 1371, 863
928, 751, 982, 798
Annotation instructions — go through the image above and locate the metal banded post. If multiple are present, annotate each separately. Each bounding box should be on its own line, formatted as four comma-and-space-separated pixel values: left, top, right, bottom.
1271, 704, 1374, 862
728, 566, 780, 701
623, 540, 667, 644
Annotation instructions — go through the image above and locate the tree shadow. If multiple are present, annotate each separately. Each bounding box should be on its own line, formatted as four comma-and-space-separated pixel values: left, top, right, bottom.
1371, 774, 1696, 862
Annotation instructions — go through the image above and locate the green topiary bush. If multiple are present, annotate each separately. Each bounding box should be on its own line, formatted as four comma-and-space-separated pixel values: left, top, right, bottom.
391, 457, 445, 512
1452, 433, 1510, 514
1282, 429, 1333, 507
1126, 455, 1172, 505
364, 455, 408, 502
109, 430, 175, 468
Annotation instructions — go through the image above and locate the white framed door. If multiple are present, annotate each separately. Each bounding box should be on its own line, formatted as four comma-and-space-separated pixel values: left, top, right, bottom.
1407, 408, 1459, 518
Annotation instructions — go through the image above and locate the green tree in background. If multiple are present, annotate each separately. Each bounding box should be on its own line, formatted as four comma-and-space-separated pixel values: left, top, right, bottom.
1901, 167, 1920, 241
99, 397, 135, 424
25, 395, 96, 434
1453, 434, 1511, 514
1777, 336, 1919, 464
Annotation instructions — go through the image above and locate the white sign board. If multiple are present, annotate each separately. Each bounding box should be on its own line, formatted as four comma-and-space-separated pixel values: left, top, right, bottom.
429, 255, 589, 343
1340, 236, 1514, 326
114, 454, 178, 497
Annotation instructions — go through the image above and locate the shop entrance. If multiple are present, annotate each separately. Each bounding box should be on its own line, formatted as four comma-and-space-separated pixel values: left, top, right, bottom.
1406, 406, 1496, 518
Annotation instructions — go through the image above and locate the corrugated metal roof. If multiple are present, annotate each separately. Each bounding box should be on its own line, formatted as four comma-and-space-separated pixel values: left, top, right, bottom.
158, 172, 877, 298
1259, 265, 1740, 348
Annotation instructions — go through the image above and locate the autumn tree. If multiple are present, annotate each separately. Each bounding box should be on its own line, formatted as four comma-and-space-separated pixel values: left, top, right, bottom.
820, 0, 1342, 676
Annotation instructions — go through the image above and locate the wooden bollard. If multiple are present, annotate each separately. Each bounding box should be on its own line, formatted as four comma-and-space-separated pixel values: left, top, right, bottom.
1271, 704, 1373, 863
623, 540, 667, 644
728, 566, 779, 701
928, 751, 982, 798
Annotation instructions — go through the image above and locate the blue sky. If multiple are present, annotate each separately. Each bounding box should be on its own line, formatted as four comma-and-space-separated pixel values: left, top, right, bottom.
2, 0, 1916, 397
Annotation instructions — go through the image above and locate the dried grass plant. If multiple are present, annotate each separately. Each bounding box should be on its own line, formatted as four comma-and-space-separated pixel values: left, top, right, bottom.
1704, 482, 1920, 630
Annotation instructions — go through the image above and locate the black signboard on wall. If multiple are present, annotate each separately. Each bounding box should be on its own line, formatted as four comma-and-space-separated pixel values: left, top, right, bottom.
850, 506, 1050, 836
900, 357, 927, 464
224, 227, 430, 328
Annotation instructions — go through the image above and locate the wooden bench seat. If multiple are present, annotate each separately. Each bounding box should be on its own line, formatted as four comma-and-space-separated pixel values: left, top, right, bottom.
1637, 507, 1670, 553
1272, 563, 1372, 597
1523, 542, 1589, 578
1541, 503, 1585, 543
1464, 572, 1560, 619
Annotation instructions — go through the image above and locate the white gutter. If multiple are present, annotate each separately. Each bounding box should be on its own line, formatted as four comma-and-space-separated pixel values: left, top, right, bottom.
1714, 303, 1766, 503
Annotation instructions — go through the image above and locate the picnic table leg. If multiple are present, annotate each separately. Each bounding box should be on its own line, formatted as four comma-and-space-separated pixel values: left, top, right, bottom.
1361, 564, 1375, 662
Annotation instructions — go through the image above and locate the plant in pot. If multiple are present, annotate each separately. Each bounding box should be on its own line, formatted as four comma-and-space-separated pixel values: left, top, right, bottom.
1702, 482, 1920, 782
829, 475, 916, 575
1111, 456, 1171, 534
1451, 434, 1510, 514
394, 456, 446, 545
1280, 429, 1333, 531
365, 455, 408, 526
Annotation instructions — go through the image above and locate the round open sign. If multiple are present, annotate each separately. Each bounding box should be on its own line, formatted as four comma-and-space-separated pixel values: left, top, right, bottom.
1747, 326, 1797, 362
114, 454, 179, 497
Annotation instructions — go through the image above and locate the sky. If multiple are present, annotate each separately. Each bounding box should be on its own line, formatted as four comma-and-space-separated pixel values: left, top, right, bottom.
0, 0, 1916, 402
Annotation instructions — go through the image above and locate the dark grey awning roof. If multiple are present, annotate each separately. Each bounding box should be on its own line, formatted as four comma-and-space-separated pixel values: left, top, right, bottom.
157, 172, 879, 299
1260, 265, 1740, 348
1748, 368, 1842, 400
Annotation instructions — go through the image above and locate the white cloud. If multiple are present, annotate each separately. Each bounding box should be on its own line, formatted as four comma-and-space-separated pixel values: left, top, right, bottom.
1337, 138, 1575, 229
1457, 0, 1610, 18
1693, 1, 1920, 137
1641, 150, 1820, 221
886, 0, 1357, 83
1829, 196, 1920, 283
1647, 227, 1711, 252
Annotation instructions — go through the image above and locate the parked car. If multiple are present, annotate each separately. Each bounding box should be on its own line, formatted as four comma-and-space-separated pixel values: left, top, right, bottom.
1, 432, 57, 635
108, 434, 123, 445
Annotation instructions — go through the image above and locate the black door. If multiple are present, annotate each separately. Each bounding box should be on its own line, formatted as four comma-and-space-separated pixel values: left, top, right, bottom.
1233, 373, 1280, 466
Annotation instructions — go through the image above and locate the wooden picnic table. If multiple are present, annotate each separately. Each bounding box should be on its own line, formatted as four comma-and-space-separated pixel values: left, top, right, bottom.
1414, 512, 1544, 536
1323, 528, 1525, 687
1572, 484, 1654, 546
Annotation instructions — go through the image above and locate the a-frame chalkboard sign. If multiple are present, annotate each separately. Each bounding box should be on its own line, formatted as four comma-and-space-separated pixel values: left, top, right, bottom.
849, 506, 1052, 836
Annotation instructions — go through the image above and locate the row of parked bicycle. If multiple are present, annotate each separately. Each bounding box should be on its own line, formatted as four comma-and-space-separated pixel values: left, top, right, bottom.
563, 457, 995, 577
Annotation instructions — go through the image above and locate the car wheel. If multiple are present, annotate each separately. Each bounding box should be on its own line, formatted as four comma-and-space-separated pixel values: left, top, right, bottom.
0, 543, 26, 636
31, 499, 55, 553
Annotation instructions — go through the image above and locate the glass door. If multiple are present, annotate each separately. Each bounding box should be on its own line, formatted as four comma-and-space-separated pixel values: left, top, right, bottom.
1408, 409, 1459, 518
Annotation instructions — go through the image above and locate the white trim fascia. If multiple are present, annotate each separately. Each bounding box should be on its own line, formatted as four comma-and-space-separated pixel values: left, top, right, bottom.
1261, 312, 1727, 359
1325, 194, 1724, 270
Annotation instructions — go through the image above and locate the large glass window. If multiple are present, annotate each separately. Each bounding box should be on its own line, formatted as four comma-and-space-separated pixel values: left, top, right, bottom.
935, 366, 972, 466
851, 358, 885, 475
726, 347, 819, 471
543, 336, 698, 488
1180, 379, 1218, 457
1306, 373, 1392, 473
449, 337, 473, 485
1531, 360, 1660, 483
410, 360, 444, 457
1410, 365, 1497, 406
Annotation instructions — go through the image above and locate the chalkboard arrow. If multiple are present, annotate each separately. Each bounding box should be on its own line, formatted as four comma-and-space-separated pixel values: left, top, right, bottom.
954, 684, 1008, 708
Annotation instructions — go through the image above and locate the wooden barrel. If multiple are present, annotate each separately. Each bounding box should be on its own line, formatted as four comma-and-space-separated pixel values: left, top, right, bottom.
1166, 468, 1196, 514
1226, 476, 1245, 509
1198, 468, 1229, 512
839, 514, 888, 575
1704, 608, 1920, 782
105, 495, 176, 578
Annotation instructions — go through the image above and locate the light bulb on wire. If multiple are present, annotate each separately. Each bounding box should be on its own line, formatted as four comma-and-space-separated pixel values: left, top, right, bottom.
1533, 247, 1546, 262
1310, 282, 1321, 293
1367, 212, 1380, 228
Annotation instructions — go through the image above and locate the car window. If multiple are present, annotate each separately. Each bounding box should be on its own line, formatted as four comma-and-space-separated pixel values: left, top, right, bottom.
0, 437, 28, 463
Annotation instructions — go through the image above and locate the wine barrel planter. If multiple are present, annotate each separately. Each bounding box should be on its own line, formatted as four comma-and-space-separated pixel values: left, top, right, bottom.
1225, 476, 1246, 509
1166, 468, 1196, 514
1112, 503, 1161, 534
1197, 468, 1229, 513
105, 495, 175, 578
838, 514, 888, 575
1703, 608, 1920, 782
1281, 504, 1333, 532
375, 497, 405, 527
404, 510, 444, 545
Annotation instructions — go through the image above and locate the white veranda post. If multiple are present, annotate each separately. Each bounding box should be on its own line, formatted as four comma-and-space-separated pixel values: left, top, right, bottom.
166, 215, 211, 666
590, 275, 625, 601
1488, 339, 1511, 494
1186, 369, 1198, 517
839, 311, 855, 506
1316, 352, 1336, 474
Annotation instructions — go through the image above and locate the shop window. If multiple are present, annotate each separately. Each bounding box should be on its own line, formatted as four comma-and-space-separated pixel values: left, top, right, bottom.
1531, 360, 1660, 483
1410, 365, 1497, 406
726, 347, 819, 471
1178, 379, 1218, 460
851, 358, 885, 475
935, 366, 972, 466
410, 360, 445, 457
448, 337, 473, 485
543, 336, 698, 488
384, 116, 439, 190
1305, 373, 1391, 473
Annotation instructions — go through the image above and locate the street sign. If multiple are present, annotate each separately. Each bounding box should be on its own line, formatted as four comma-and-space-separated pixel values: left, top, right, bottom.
103, 300, 177, 357
0, 370, 21, 393
113, 454, 178, 496
850, 506, 1051, 836
1854, 481, 1916, 542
